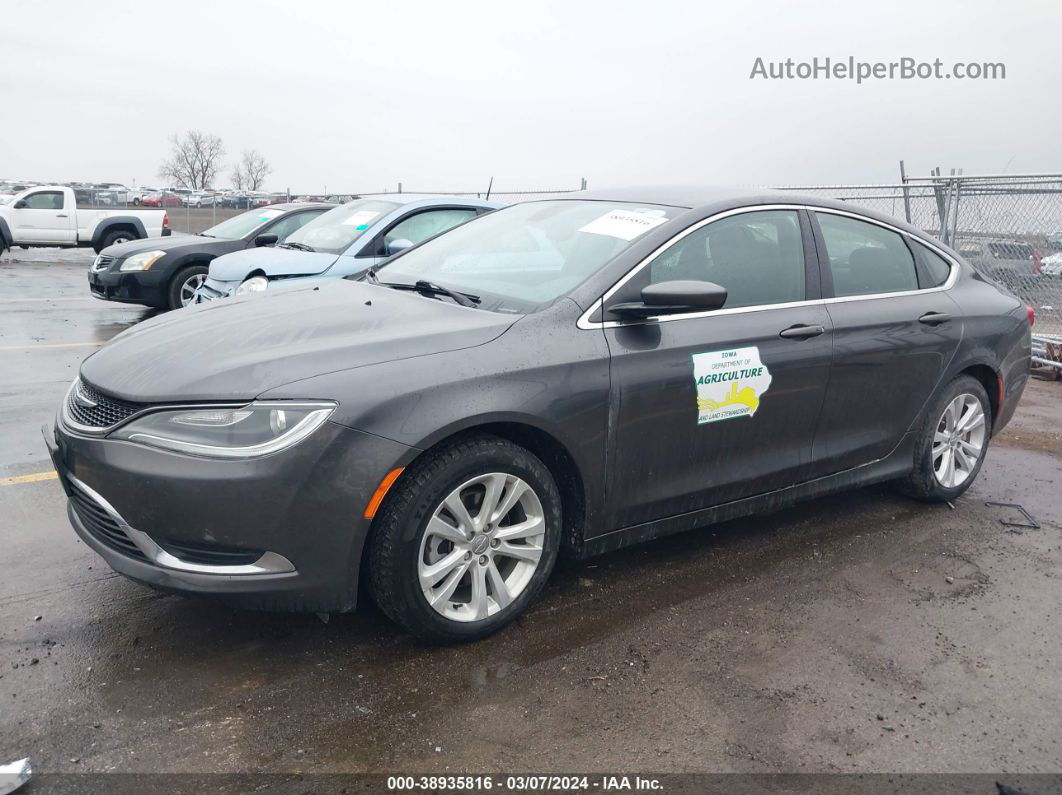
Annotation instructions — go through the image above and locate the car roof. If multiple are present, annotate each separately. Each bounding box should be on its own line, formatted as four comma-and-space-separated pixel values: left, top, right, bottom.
357, 193, 498, 208
259, 202, 334, 211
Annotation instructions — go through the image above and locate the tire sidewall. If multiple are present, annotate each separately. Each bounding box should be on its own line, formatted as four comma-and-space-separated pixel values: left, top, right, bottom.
376, 438, 562, 642
168, 264, 209, 309
914, 376, 992, 500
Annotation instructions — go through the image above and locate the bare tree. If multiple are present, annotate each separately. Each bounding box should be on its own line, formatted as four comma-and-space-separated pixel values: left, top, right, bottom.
157, 131, 225, 190
236, 149, 273, 192
230, 163, 247, 191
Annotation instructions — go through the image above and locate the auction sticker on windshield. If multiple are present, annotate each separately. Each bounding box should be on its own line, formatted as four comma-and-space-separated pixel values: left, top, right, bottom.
692, 346, 772, 424
579, 209, 668, 241
343, 210, 381, 227
257, 209, 283, 222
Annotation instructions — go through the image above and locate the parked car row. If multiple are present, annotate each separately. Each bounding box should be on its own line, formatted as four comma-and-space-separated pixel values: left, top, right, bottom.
53, 187, 1033, 643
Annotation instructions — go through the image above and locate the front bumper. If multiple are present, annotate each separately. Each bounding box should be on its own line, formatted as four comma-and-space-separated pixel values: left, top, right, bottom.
46, 418, 417, 612
193, 277, 238, 303
88, 262, 168, 306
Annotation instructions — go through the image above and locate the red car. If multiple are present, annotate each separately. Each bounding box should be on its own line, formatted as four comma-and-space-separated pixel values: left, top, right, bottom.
142, 192, 182, 208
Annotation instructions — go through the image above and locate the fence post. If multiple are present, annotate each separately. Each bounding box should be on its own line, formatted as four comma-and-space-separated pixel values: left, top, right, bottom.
580, 177, 587, 190
899, 160, 912, 224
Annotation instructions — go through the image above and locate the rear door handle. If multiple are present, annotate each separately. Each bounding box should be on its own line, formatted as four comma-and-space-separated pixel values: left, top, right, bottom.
779, 324, 825, 339
918, 311, 951, 325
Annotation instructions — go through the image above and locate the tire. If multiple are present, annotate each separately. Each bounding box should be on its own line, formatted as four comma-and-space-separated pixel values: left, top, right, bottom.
167, 264, 209, 310
896, 375, 992, 502
99, 229, 137, 250
368, 435, 562, 643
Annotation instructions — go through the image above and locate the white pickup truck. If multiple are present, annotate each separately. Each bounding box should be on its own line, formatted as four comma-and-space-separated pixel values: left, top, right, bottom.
0, 185, 171, 254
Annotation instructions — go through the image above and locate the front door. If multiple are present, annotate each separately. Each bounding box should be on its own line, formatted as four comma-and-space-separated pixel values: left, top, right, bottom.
11, 190, 74, 243
602, 208, 833, 530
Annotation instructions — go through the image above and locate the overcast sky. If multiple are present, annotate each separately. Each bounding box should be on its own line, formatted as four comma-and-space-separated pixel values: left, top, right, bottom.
2, 0, 1058, 193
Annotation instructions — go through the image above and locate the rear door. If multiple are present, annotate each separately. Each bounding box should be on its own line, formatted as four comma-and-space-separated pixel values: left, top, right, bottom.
602, 207, 834, 529
809, 209, 963, 474
10, 190, 74, 243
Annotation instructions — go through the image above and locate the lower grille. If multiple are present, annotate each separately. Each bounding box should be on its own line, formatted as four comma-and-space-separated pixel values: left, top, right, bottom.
158, 539, 264, 566
67, 478, 148, 562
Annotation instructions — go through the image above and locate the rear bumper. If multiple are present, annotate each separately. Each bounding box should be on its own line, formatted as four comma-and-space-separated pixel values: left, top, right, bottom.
46, 418, 418, 612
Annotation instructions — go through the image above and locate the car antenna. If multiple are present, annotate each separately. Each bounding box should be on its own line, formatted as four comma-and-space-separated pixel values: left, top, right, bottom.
484, 176, 494, 201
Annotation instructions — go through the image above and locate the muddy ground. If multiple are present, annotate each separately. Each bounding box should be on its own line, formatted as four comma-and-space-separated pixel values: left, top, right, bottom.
1, 250, 1060, 777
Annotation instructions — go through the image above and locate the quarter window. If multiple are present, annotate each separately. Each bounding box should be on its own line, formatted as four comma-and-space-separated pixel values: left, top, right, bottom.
817, 213, 918, 297
647, 210, 805, 309
22, 191, 64, 210
912, 240, 953, 287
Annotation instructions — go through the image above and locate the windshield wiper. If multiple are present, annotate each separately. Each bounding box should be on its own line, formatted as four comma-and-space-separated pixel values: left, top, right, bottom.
380, 279, 481, 307
280, 241, 315, 252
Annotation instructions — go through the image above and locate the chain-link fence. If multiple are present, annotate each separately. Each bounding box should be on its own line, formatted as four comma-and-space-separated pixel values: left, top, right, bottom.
778, 174, 1062, 370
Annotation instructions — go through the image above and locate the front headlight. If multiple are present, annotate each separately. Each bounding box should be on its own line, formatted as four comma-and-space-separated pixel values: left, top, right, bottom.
110, 401, 336, 458
235, 275, 269, 295
119, 250, 167, 272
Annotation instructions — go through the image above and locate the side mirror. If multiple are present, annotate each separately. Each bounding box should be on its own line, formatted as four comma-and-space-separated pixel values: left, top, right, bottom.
13, 200, 26, 209
385, 238, 414, 256
609, 280, 728, 318
254, 233, 279, 247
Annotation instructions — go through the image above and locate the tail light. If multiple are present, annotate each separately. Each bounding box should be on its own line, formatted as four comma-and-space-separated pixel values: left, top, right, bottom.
163, 212, 170, 230
1026, 304, 1036, 327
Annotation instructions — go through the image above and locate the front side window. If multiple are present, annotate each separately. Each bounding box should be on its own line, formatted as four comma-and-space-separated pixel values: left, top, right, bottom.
265, 210, 325, 241
646, 209, 805, 308
22, 191, 64, 210
384, 208, 479, 249
816, 213, 918, 297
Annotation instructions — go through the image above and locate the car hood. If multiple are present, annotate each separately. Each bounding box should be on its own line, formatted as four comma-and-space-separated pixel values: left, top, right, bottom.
208, 246, 341, 281
79, 280, 518, 402
102, 234, 218, 258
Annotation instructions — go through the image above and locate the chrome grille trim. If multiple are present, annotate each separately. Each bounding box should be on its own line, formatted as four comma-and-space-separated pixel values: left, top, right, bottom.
63, 380, 144, 432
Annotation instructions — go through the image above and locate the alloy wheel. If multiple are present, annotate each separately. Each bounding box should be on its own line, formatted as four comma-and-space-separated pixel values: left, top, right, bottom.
179, 274, 207, 306
418, 473, 546, 622
933, 393, 986, 488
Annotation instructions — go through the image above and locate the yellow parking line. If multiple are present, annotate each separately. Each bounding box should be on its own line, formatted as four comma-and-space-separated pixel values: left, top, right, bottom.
0, 341, 104, 351
0, 470, 58, 486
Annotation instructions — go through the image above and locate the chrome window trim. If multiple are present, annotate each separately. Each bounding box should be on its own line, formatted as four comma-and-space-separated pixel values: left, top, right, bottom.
576, 203, 960, 330
66, 472, 296, 576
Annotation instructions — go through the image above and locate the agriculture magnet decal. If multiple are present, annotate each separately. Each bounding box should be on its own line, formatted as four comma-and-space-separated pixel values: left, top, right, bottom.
692, 346, 773, 424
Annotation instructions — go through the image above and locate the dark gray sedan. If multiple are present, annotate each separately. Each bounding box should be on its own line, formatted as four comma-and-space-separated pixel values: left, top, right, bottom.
46, 188, 1032, 642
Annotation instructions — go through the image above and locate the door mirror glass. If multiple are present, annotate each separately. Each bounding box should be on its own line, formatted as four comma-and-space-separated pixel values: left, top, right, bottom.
386, 237, 414, 256
610, 280, 728, 318
254, 233, 279, 247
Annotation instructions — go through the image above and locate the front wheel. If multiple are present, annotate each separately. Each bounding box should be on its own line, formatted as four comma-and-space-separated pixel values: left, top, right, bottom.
897, 375, 991, 502
167, 265, 209, 310
368, 435, 562, 643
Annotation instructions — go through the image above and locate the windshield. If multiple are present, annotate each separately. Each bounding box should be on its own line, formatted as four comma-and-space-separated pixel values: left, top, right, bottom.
201, 207, 286, 240
374, 200, 683, 312
283, 199, 400, 255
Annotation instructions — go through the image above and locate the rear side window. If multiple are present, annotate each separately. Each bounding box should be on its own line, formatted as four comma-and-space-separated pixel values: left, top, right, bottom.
647, 209, 805, 309
912, 241, 953, 287
816, 213, 918, 297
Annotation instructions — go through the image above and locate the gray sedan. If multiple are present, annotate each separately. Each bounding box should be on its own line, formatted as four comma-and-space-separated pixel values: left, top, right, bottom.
47, 187, 1031, 642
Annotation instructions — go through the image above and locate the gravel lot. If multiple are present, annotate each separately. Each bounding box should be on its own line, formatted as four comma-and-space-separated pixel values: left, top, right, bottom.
1, 249, 1061, 780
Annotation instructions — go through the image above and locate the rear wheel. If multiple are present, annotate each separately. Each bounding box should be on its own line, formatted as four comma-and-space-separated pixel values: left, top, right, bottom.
167, 265, 209, 309
99, 229, 136, 250
368, 435, 562, 643
897, 375, 991, 502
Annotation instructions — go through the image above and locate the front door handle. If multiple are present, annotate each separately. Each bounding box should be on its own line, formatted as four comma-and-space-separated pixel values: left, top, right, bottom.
918, 311, 951, 325
779, 324, 825, 339
56, 213, 69, 218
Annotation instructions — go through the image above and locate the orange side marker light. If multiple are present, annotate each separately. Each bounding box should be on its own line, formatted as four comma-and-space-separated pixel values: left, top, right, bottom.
363, 467, 405, 519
